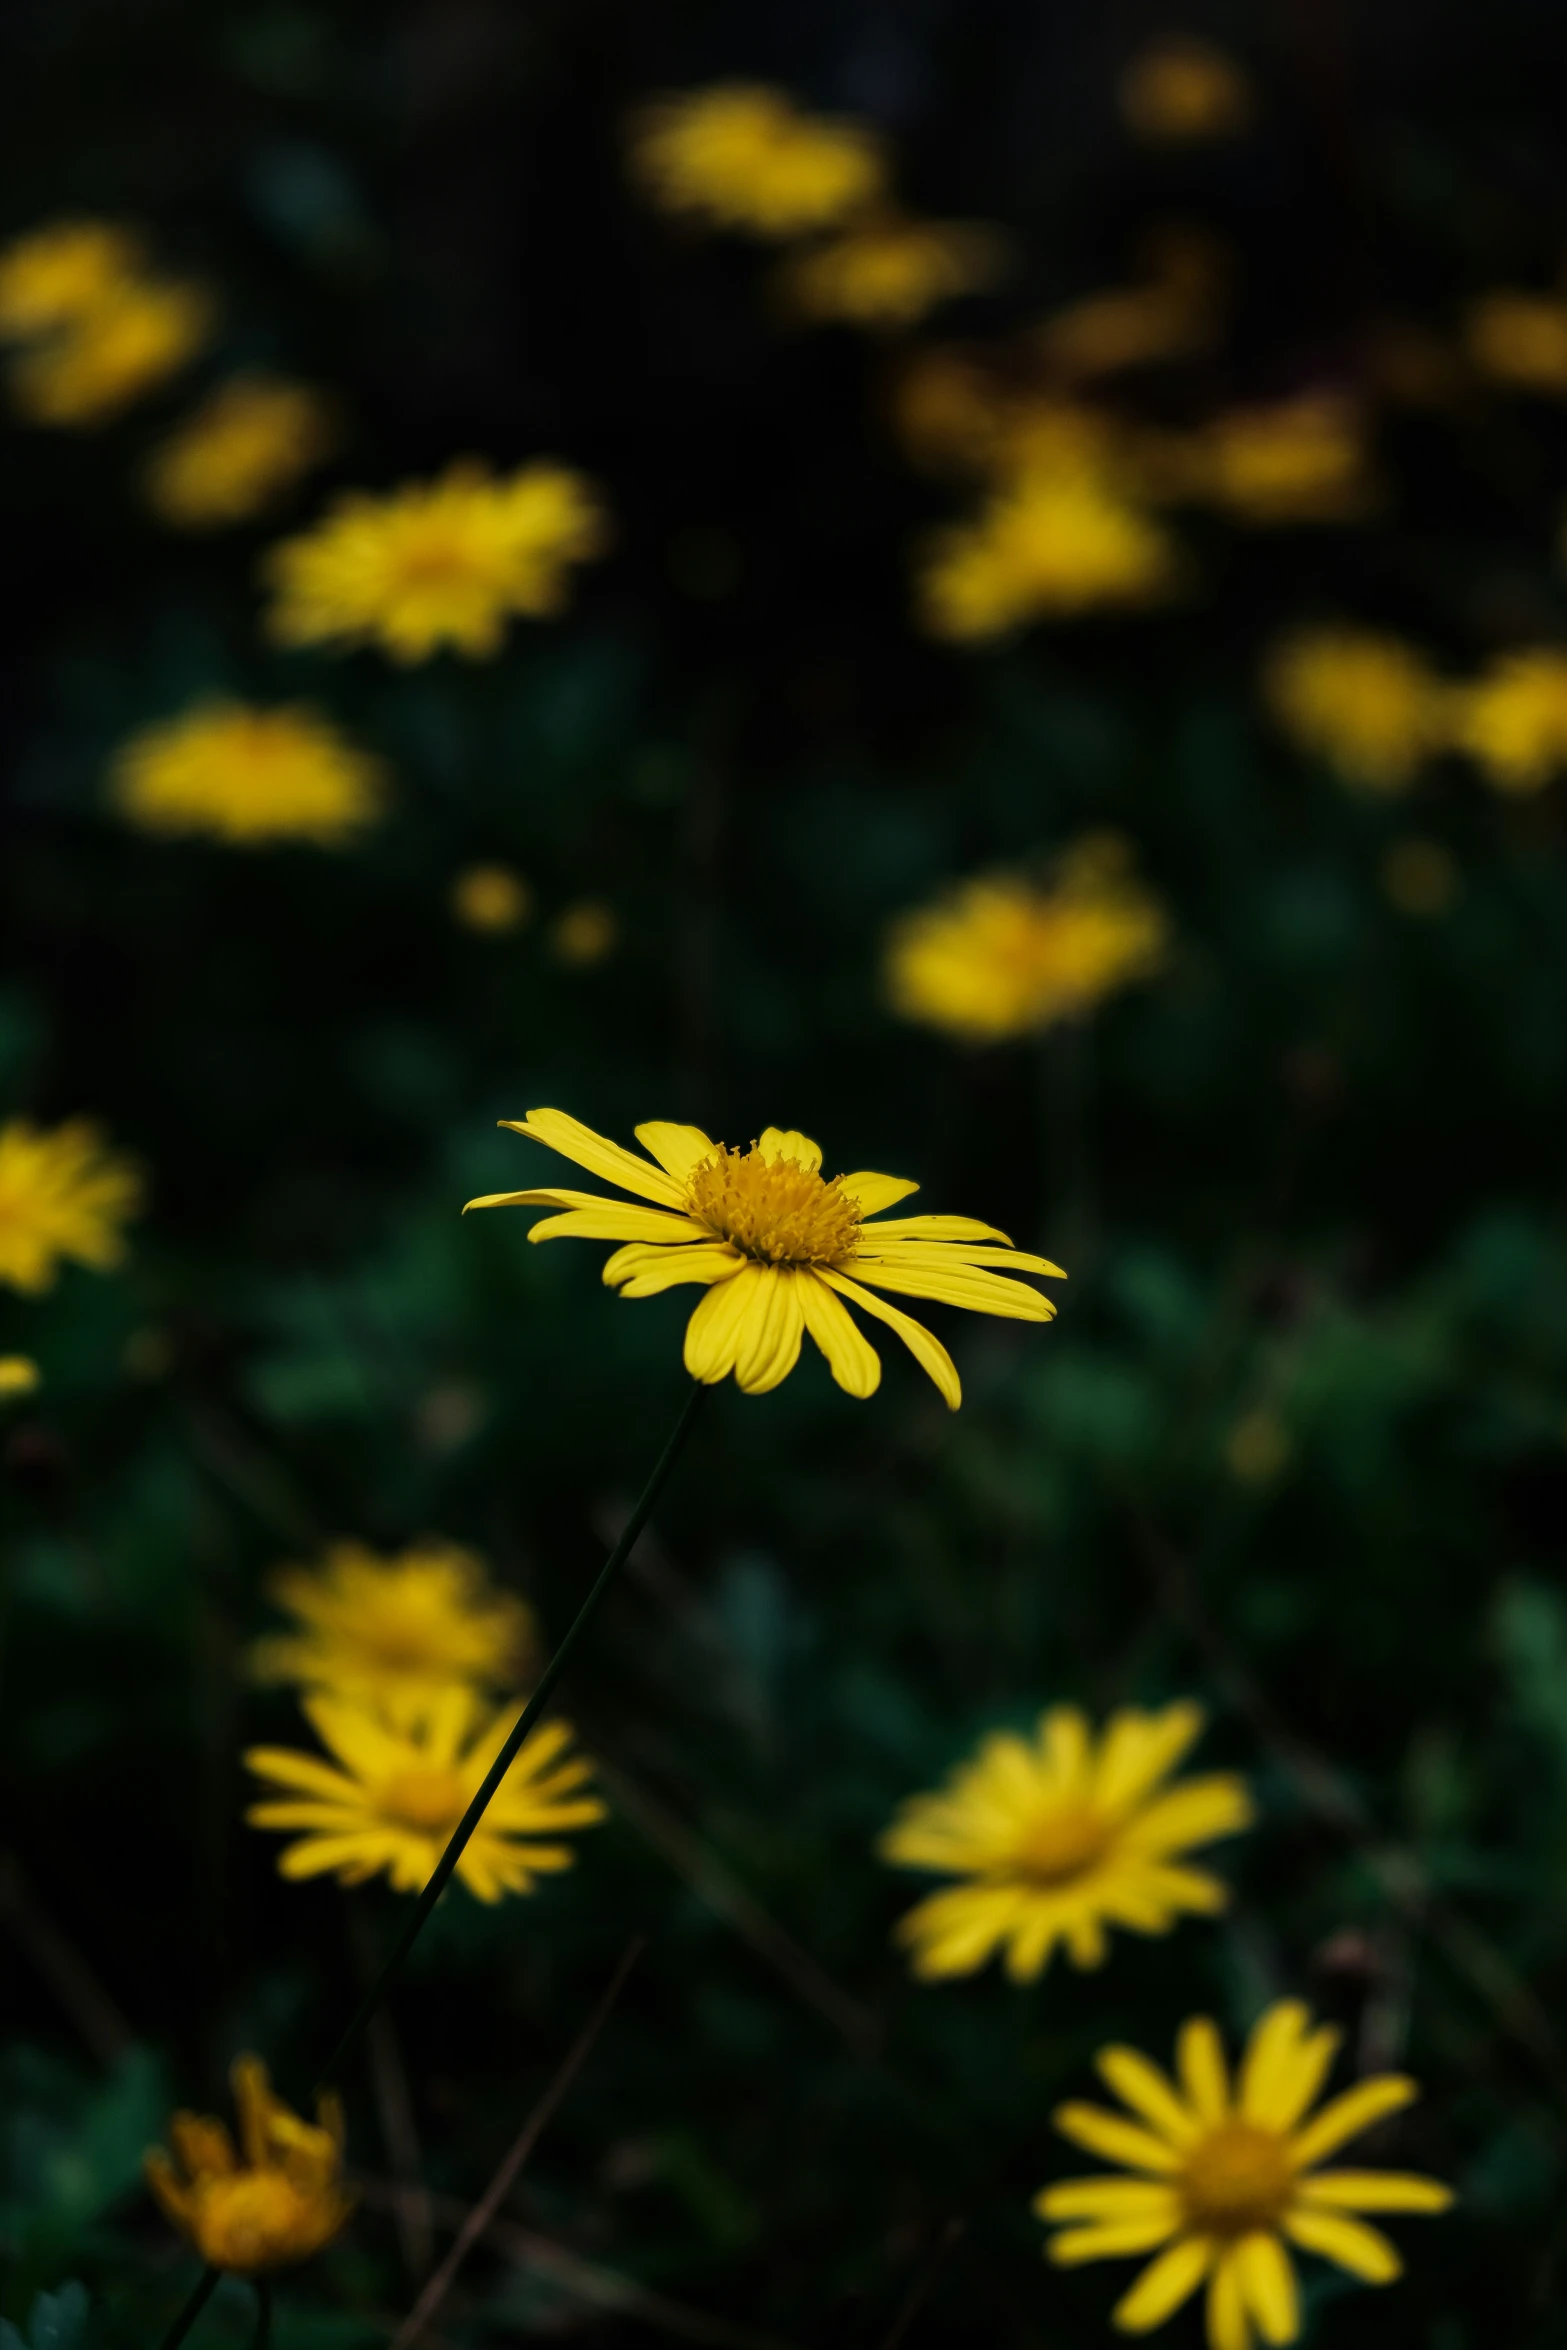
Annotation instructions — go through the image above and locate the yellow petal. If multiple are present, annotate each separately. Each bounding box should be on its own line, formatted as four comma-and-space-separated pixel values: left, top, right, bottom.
734, 1266, 805, 1394
1121, 1776, 1255, 1856
1205, 2248, 1250, 2350
1296, 2171, 1453, 2214
1035, 2179, 1181, 2224
241, 1747, 365, 1804
683, 1263, 767, 1384
1110, 2233, 1212, 2331
756, 1126, 821, 1169
602, 1241, 741, 1292
1092, 1703, 1205, 1812
842, 1170, 919, 1214
522, 1204, 711, 1246
1281, 2205, 1402, 2284
1039, 1704, 1093, 1795
1052, 2102, 1182, 2175
799, 1269, 882, 1397
1288, 2077, 1417, 2169
845, 1258, 1056, 1320
1239, 2002, 1327, 2130
821, 1270, 961, 1407
1095, 2047, 1203, 2147
498, 1109, 686, 1207
1177, 2018, 1230, 2123
852, 1214, 1016, 1244
633, 1120, 714, 1180
1047, 2213, 1183, 2262
1234, 2231, 1299, 2346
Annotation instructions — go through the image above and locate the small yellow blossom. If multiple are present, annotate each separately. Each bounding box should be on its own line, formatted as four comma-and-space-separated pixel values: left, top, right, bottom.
144, 376, 337, 528
251, 1538, 538, 1718
1382, 837, 1460, 917
1467, 292, 1567, 395
9, 278, 212, 427
886, 840, 1168, 1043
145, 2054, 352, 2274
0, 1356, 40, 1398
0, 1119, 142, 1294
1199, 393, 1372, 525
0, 220, 145, 341
1119, 36, 1252, 143
882, 1703, 1251, 1982
452, 863, 534, 932
263, 460, 607, 662
1263, 627, 1445, 793
919, 470, 1178, 636
1448, 650, 1567, 792
777, 212, 1007, 331
891, 350, 1014, 474
1036, 238, 1224, 382
1038, 2000, 1452, 2349
111, 702, 384, 847
628, 83, 886, 239
464, 1109, 1062, 1410
245, 1688, 605, 1902
550, 900, 618, 966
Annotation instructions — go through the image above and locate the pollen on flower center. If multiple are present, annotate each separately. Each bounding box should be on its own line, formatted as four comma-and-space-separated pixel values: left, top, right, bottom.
686, 1144, 862, 1266
196, 2173, 318, 2271
378, 1765, 469, 1835
1011, 1805, 1109, 1885
1179, 2121, 1294, 2234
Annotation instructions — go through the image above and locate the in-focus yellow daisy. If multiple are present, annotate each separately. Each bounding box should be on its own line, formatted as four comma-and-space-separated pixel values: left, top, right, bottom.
776, 212, 1007, 331
144, 376, 337, 528
1263, 627, 1445, 793
1448, 650, 1567, 793
919, 470, 1178, 637
1196, 394, 1372, 526
886, 839, 1168, 1043
452, 863, 534, 933
245, 1688, 605, 1902
263, 460, 607, 662
464, 1108, 1062, 1410
251, 1538, 538, 1719
1467, 291, 1567, 395
0, 219, 145, 341
628, 83, 886, 239
1118, 36, 1253, 144
1038, 2001, 1452, 2350
145, 2054, 352, 2274
0, 1118, 142, 1294
8, 278, 212, 427
110, 701, 384, 847
880, 1702, 1250, 1982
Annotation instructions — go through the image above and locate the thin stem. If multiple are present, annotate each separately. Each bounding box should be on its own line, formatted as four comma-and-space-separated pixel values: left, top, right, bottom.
315, 1378, 707, 2094
157, 2265, 219, 2350
249, 2279, 272, 2350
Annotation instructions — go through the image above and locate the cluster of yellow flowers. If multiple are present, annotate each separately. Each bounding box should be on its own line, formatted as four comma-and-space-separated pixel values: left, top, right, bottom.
0, 218, 212, 426
1266, 627, 1567, 796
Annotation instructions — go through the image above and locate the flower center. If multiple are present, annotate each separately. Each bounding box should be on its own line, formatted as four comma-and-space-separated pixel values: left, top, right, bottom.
394, 534, 480, 591
1011, 1804, 1109, 1886
194, 2172, 318, 2271
1179, 2122, 1295, 2235
687, 1145, 861, 1267
377, 1765, 469, 1835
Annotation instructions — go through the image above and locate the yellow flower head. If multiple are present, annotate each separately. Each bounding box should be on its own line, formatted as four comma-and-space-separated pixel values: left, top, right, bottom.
550, 900, 618, 966
263, 460, 607, 662
111, 701, 384, 848
1197, 393, 1372, 525
918, 469, 1178, 637
628, 82, 886, 238
1119, 36, 1253, 144
251, 1537, 538, 1718
880, 1702, 1251, 1982
776, 212, 1007, 332
1467, 291, 1567, 395
245, 1687, 606, 1902
886, 839, 1169, 1043
1038, 2000, 1452, 2349
452, 863, 534, 933
464, 1109, 1063, 1411
1263, 627, 1445, 793
8, 278, 212, 427
0, 1355, 40, 1398
145, 376, 337, 528
1448, 650, 1567, 793
0, 1118, 142, 1295
145, 2053, 352, 2274
0, 219, 146, 340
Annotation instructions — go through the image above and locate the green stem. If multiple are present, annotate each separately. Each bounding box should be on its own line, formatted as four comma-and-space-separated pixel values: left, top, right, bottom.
249, 2279, 272, 2350
315, 1377, 707, 2093
157, 2265, 219, 2350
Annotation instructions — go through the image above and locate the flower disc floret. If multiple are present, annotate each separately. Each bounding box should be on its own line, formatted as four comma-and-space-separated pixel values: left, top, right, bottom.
687, 1144, 862, 1265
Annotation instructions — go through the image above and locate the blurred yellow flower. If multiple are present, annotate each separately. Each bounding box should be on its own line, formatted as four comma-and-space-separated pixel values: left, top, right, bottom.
881, 1702, 1251, 1982
550, 899, 618, 966
1448, 651, 1567, 792
252, 1538, 538, 1718
145, 2054, 352, 2274
8, 278, 212, 426
1036, 237, 1224, 384
886, 840, 1168, 1042
111, 702, 384, 847
464, 1109, 1062, 1410
0, 1118, 142, 1294
144, 376, 337, 528
1038, 2001, 1451, 2348
245, 1688, 605, 1902
892, 349, 1014, 474
1119, 36, 1253, 143
918, 470, 1178, 636
0, 1356, 40, 1398
628, 82, 885, 238
1382, 837, 1460, 918
1467, 291, 1567, 394
1263, 627, 1445, 793
777, 212, 1007, 331
0, 219, 145, 340
263, 460, 607, 661
451, 862, 534, 933
1199, 393, 1372, 525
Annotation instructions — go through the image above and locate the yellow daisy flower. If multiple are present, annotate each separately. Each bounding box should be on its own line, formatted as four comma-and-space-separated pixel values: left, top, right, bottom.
1118, 36, 1253, 145
451, 863, 534, 933
1447, 649, 1567, 793
245, 1687, 605, 1903
464, 1109, 1062, 1411
1197, 394, 1372, 526
1263, 627, 1446, 793
144, 375, 337, 528
1038, 2000, 1453, 2350
918, 469, 1178, 637
0, 219, 146, 341
8, 277, 212, 426
628, 83, 886, 239
251, 1538, 538, 1719
549, 899, 618, 966
262, 460, 607, 662
880, 1702, 1251, 1982
885, 839, 1168, 1043
1467, 291, 1567, 395
110, 701, 385, 847
145, 2053, 352, 2274
0, 1117, 142, 1294
0, 1355, 40, 1398
777, 212, 1007, 332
